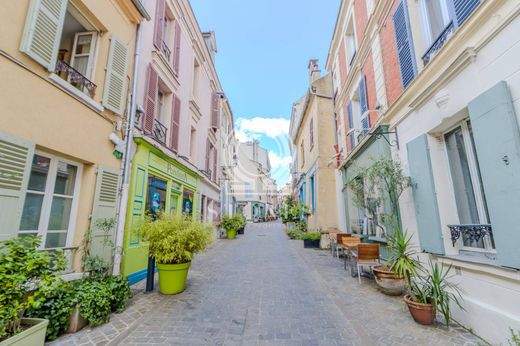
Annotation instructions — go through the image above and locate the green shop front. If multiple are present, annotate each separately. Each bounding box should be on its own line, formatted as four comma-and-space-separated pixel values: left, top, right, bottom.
122, 139, 200, 284
341, 126, 398, 259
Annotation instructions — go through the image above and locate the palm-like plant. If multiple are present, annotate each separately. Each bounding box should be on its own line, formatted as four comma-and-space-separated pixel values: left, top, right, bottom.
387, 230, 421, 286
410, 261, 464, 326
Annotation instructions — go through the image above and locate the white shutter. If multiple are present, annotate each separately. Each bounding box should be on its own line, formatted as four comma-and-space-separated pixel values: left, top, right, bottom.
20, 0, 68, 71
0, 132, 35, 241
103, 36, 129, 115
90, 166, 120, 262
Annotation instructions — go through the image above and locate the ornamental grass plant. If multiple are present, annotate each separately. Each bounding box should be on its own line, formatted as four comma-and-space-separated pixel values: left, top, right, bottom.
142, 214, 214, 265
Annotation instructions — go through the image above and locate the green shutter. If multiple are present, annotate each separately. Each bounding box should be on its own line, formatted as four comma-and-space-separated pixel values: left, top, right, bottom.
468, 81, 520, 269
20, 0, 68, 71
407, 134, 445, 254
0, 132, 35, 241
90, 166, 120, 262
103, 36, 129, 115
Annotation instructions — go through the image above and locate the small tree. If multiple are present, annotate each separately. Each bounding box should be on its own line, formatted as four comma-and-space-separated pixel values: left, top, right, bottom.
347, 158, 411, 238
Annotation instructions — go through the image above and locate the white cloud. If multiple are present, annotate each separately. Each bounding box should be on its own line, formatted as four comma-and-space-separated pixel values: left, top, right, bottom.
235, 117, 290, 140
268, 152, 291, 187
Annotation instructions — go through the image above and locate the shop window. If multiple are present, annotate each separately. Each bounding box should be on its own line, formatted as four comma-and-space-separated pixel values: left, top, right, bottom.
182, 189, 194, 217
445, 121, 494, 250
146, 176, 167, 219
19, 153, 81, 248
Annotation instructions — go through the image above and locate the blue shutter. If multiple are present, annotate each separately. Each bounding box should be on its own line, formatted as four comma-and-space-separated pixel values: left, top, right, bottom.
347, 102, 354, 128
393, 0, 417, 88
407, 134, 445, 255
452, 0, 481, 27
468, 81, 520, 269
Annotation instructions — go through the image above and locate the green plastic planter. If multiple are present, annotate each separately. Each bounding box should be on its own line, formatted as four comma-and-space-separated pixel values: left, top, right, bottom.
226, 229, 237, 239
0, 318, 48, 346
156, 262, 191, 295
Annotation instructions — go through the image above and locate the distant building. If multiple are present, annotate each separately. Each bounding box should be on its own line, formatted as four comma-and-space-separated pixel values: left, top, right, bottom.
289, 60, 339, 233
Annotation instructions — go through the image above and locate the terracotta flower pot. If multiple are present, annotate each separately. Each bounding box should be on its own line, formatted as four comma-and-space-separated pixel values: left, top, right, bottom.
372, 265, 405, 296
404, 294, 436, 325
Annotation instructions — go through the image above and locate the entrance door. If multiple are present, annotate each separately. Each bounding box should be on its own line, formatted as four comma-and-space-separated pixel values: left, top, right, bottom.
169, 191, 180, 216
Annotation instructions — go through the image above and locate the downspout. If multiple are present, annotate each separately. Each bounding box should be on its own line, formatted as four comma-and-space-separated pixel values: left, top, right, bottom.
113, 21, 143, 275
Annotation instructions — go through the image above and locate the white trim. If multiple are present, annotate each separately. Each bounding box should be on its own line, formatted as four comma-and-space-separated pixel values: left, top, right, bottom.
49, 73, 104, 112
20, 151, 83, 249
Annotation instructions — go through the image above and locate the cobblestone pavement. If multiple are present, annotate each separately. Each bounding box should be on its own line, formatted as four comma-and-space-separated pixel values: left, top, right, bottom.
51, 221, 485, 346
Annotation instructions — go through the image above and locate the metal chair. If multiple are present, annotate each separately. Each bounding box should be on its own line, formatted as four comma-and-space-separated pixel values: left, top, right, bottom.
354, 243, 380, 284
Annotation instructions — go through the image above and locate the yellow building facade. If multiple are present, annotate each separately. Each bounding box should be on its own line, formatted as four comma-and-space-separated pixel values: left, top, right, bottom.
0, 0, 147, 274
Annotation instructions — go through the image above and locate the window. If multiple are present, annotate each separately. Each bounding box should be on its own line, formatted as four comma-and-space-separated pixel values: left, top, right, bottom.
309, 118, 314, 149
157, 91, 165, 123
146, 175, 167, 218
419, 0, 451, 46
445, 121, 494, 250
345, 17, 357, 65
56, 7, 99, 97
19, 153, 82, 248
193, 59, 200, 102
190, 127, 197, 160
300, 141, 305, 167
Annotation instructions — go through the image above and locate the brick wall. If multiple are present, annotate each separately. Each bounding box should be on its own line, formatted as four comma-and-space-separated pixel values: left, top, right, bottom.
354, 0, 369, 45
361, 53, 378, 126
379, 0, 403, 107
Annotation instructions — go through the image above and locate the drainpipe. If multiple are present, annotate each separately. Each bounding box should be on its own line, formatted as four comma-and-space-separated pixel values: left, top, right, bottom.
113, 22, 143, 275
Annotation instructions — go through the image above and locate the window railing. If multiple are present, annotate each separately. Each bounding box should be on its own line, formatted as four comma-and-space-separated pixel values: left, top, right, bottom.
55, 59, 97, 98
448, 224, 493, 247
161, 40, 171, 61
151, 119, 168, 144
42, 246, 79, 274
422, 21, 455, 65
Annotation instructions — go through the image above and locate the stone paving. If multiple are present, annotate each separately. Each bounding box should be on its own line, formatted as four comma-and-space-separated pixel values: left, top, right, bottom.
50, 221, 486, 346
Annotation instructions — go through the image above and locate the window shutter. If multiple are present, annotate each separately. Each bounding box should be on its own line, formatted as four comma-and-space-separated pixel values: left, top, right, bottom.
90, 166, 120, 262
20, 0, 67, 71
407, 134, 445, 254
103, 36, 129, 115
453, 0, 481, 27
211, 92, 220, 130
213, 147, 218, 182
0, 132, 35, 241
468, 81, 520, 269
393, 0, 417, 89
170, 94, 181, 152
172, 21, 181, 74
153, 0, 165, 49
143, 65, 158, 133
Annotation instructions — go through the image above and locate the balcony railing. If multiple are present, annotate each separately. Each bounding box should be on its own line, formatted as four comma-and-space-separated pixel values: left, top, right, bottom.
448, 224, 493, 247
161, 41, 171, 61
151, 118, 168, 144
422, 21, 455, 65
55, 59, 97, 98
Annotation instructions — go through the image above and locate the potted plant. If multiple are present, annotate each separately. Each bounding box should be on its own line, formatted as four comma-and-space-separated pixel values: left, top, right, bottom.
142, 214, 213, 295
0, 236, 65, 345
300, 232, 321, 248
236, 214, 246, 235
373, 230, 420, 295
220, 215, 238, 239
404, 261, 463, 326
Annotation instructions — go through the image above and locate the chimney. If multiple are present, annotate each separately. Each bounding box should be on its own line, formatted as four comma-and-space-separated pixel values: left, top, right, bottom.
308, 59, 320, 84
202, 31, 217, 61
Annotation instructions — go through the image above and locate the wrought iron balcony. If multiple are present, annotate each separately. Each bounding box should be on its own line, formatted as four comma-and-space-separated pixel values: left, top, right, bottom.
151, 119, 168, 144
55, 59, 97, 98
448, 224, 493, 247
161, 40, 171, 61
422, 21, 455, 65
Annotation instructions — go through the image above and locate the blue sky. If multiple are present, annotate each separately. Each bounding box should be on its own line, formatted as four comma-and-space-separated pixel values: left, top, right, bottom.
190, 0, 341, 186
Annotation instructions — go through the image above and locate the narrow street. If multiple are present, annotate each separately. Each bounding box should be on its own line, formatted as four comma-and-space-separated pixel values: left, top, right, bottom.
54, 222, 482, 346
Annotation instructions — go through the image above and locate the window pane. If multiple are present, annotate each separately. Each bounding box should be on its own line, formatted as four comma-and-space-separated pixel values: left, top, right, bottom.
20, 193, 44, 231
48, 196, 73, 231
445, 127, 483, 248
54, 162, 77, 195
45, 231, 67, 248
425, 0, 446, 41
27, 155, 51, 192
